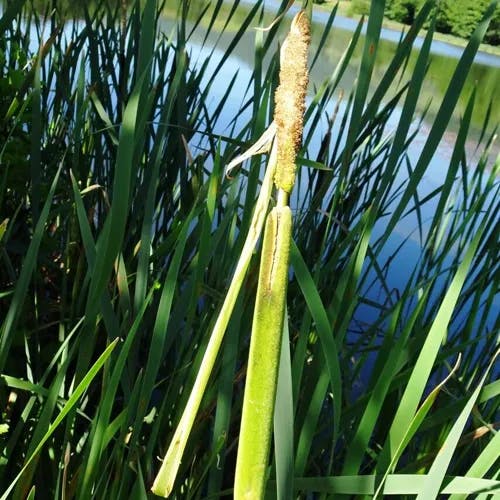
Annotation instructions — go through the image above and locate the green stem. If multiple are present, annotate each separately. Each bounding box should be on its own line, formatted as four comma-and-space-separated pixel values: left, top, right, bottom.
234, 205, 292, 499
151, 142, 277, 498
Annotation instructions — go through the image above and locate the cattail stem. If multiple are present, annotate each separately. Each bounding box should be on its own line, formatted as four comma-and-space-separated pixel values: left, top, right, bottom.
151, 144, 278, 498
234, 10, 310, 499
234, 206, 292, 499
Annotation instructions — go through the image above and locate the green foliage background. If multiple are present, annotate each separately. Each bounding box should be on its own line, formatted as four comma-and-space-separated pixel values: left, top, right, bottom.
0, 0, 499, 498
386, 0, 500, 43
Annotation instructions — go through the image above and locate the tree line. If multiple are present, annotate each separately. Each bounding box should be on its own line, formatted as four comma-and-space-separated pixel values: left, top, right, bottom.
387, 0, 499, 44
314, 0, 499, 46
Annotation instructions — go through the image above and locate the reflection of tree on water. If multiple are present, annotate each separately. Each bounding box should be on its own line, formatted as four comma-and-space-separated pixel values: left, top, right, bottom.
310, 24, 499, 134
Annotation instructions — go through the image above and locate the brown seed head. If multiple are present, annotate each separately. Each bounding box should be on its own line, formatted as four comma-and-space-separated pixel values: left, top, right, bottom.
273, 10, 310, 193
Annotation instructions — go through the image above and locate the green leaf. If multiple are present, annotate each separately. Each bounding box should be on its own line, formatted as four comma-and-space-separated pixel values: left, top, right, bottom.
0, 164, 62, 371
0, 339, 118, 500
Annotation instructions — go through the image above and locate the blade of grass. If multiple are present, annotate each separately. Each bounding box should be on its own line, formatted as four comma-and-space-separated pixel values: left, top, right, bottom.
287, 474, 500, 495
0, 339, 119, 500
377, 214, 489, 471
415, 349, 500, 499
78, 284, 159, 497
448, 430, 500, 500
339, 0, 385, 178
0, 163, 62, 372
373, 355, 462, 498
290, 240, 341, 474
273, 310, 294, 500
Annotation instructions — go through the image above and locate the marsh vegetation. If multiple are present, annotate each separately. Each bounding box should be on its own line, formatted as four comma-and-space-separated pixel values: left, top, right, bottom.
0, 0, 499, 498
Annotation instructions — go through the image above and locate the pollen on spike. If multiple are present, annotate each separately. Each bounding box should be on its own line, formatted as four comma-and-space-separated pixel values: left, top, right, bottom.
273, 10, 311, 193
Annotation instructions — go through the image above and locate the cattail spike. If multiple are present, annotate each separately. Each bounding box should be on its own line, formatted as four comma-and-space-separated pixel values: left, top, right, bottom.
274, 10, 310, 193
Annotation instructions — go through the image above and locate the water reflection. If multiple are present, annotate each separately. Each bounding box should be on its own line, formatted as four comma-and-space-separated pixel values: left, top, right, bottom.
163, 0, 499, 135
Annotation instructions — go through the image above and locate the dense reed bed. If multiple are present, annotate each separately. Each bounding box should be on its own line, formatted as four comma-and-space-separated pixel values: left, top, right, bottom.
0, 0, 498, 498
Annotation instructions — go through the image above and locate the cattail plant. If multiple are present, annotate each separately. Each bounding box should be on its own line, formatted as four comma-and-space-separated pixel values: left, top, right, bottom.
234, 10, 310, 499
3, 0, 499, 497
151, 11, 310, 498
